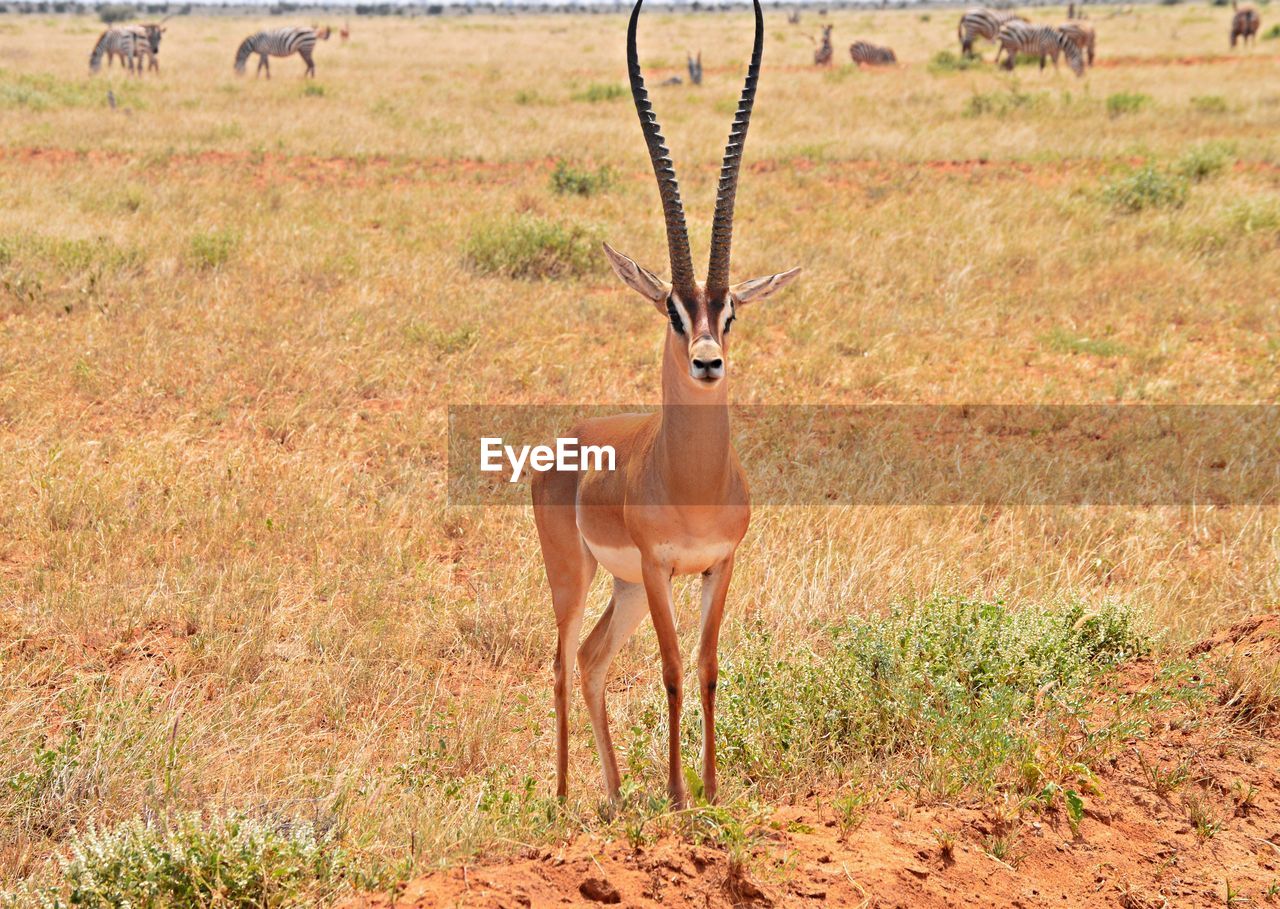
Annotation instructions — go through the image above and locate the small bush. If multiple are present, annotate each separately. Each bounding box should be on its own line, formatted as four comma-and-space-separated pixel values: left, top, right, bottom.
302, 83, 326, 97
464, 216, 600, 280
1102, 165, 1188, 213
572, 83, 625, 103
964, 86, 1045, 117
1191, 95, 1229, 114
549, 160, 615, 197
700, 597, 1146, 795
1262, 23, 1280, 39
188, 229, 238, 270
1106, 92, 1152, 117
96, 3, 134, 23
928, 50, 981, 73
16, 811, 351, 908
1175, 142, 1234, 182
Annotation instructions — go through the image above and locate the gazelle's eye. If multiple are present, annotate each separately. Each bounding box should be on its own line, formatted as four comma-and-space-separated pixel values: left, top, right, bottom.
723, 313, 735, 335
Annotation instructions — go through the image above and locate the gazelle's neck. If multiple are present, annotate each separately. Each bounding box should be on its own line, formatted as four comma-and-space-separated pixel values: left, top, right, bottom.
658, 333, 732, 500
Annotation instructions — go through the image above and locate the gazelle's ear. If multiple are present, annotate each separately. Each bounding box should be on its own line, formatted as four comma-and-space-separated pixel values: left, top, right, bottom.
603, 242, 671, 313
730, 267, 802, 305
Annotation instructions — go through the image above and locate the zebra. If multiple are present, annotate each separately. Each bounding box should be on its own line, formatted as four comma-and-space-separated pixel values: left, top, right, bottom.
1231, 2, 1260, 48
996, 21, 1085, 76
1058, 21, 1096, 66
89, 24, 164, 75
958, 7, 1024, 58
234, 26, 331, 79
812, 24, 834, 66
849, 41, 897, 65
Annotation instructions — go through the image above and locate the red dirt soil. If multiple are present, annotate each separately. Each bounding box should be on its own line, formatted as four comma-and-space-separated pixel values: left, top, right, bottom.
342, 617, 1280, 909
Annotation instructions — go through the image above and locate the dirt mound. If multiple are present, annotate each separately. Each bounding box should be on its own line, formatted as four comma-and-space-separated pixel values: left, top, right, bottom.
345, 619, 1280, 909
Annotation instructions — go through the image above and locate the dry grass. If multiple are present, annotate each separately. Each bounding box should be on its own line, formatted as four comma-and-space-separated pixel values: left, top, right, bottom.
1, 3, 1279, 894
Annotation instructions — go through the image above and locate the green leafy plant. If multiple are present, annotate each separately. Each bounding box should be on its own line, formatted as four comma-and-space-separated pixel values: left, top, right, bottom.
1176, 142, 1234, 182
464, 216, 601, 280
188, 229, 238, 270
1106, 92, 1152, 117
549, 160, 615, 197
1102, 166, 1188, 213
572, 83, 625, 103
929, 50, 982, 73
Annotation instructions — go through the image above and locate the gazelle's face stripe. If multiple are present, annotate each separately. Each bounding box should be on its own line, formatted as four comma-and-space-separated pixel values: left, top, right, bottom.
668, 292, 693, 336
717, 298, 735, 337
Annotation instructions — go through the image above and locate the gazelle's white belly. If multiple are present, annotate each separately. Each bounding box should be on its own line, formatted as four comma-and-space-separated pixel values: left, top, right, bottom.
579, 532, 734, 584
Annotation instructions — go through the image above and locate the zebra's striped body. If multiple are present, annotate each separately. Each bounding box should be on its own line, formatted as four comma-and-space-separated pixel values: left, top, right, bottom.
89, 24, 163, 75
958, 7, 1024, 57
234, 26, 331, 79
1058, 22, 1096, 66
997, 21, 1085, 76
1231, 3, 1260, 48
849, 41, 896, 66
813, 24, 833, 66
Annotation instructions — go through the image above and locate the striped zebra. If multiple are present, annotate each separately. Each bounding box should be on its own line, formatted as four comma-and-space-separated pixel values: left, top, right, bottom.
958, 7, 1025, 58
1231, 2, 1260, 48
89, 23, 164, 75
812, 24, 833, 66
849, 41, 896, 66
997, 22, 1085, 76
1058, 22, 1096, 66
234, 26, 331, 79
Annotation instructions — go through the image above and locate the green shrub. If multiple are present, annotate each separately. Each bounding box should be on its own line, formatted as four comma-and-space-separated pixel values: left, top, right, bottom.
549, 160, 615, 197
14, 811, 350, 908
572, 83, 625, 103
964, 86, 1045, 117
0, 71, 97, 112
1191, 95, 1229, 114
1102, 165, 1189, 212
694, 597, 1146, 796
1175, 142, 1234, 181
188, 229, 238, 270
928, 50, 981, 73
302, 83, 326, 97
1106, 92, 1152, 117
96, 3, 135, 23
1262, 23, 1280, 39
464, 216, 600, 280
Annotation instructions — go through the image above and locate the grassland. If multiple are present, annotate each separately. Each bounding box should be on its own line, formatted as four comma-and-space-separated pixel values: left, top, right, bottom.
1, 4, 1279, 902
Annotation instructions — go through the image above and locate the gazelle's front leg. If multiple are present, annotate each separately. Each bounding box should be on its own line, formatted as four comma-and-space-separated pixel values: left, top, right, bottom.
697, 554, 734, 803
641, 558, 685, 807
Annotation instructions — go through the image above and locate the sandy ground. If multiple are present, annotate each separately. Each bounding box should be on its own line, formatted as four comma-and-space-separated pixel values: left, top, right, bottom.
342, 617, 1280, 909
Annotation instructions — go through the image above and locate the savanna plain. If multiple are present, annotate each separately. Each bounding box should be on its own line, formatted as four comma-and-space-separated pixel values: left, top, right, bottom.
1, 5, 1280, 907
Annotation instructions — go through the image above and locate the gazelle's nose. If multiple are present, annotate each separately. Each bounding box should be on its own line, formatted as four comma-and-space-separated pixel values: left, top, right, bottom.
689, 339, 725, 382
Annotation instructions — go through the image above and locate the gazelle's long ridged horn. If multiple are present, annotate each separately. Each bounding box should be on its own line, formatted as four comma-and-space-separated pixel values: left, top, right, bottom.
627, 0, 695, 294
706, 0, 764, 294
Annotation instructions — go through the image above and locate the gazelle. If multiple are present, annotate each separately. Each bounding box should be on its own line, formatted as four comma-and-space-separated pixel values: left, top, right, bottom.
532, 0, 800, 808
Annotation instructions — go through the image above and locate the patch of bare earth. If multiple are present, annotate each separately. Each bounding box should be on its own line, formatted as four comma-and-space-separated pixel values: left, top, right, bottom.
343, 617, 1280, 909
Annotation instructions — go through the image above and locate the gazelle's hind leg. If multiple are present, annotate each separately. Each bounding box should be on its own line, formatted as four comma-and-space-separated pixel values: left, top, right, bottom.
578, 578, 649, 801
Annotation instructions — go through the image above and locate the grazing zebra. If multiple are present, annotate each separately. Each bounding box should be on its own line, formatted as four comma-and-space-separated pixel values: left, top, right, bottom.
958, 7, 1025, 58
849, 41, 897, 65
1231, 2, 1260, 48
1058, 21, 1096, 66
812, 24, 833, 65
89, 24, 164, 75
997, 21, 1085, 76
234, 26, 331, 79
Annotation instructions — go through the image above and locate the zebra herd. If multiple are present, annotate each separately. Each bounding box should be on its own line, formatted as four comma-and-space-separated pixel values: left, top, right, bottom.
959, 8, 1091, 77
810, 22, 896, 68
89, 24, 336, 78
